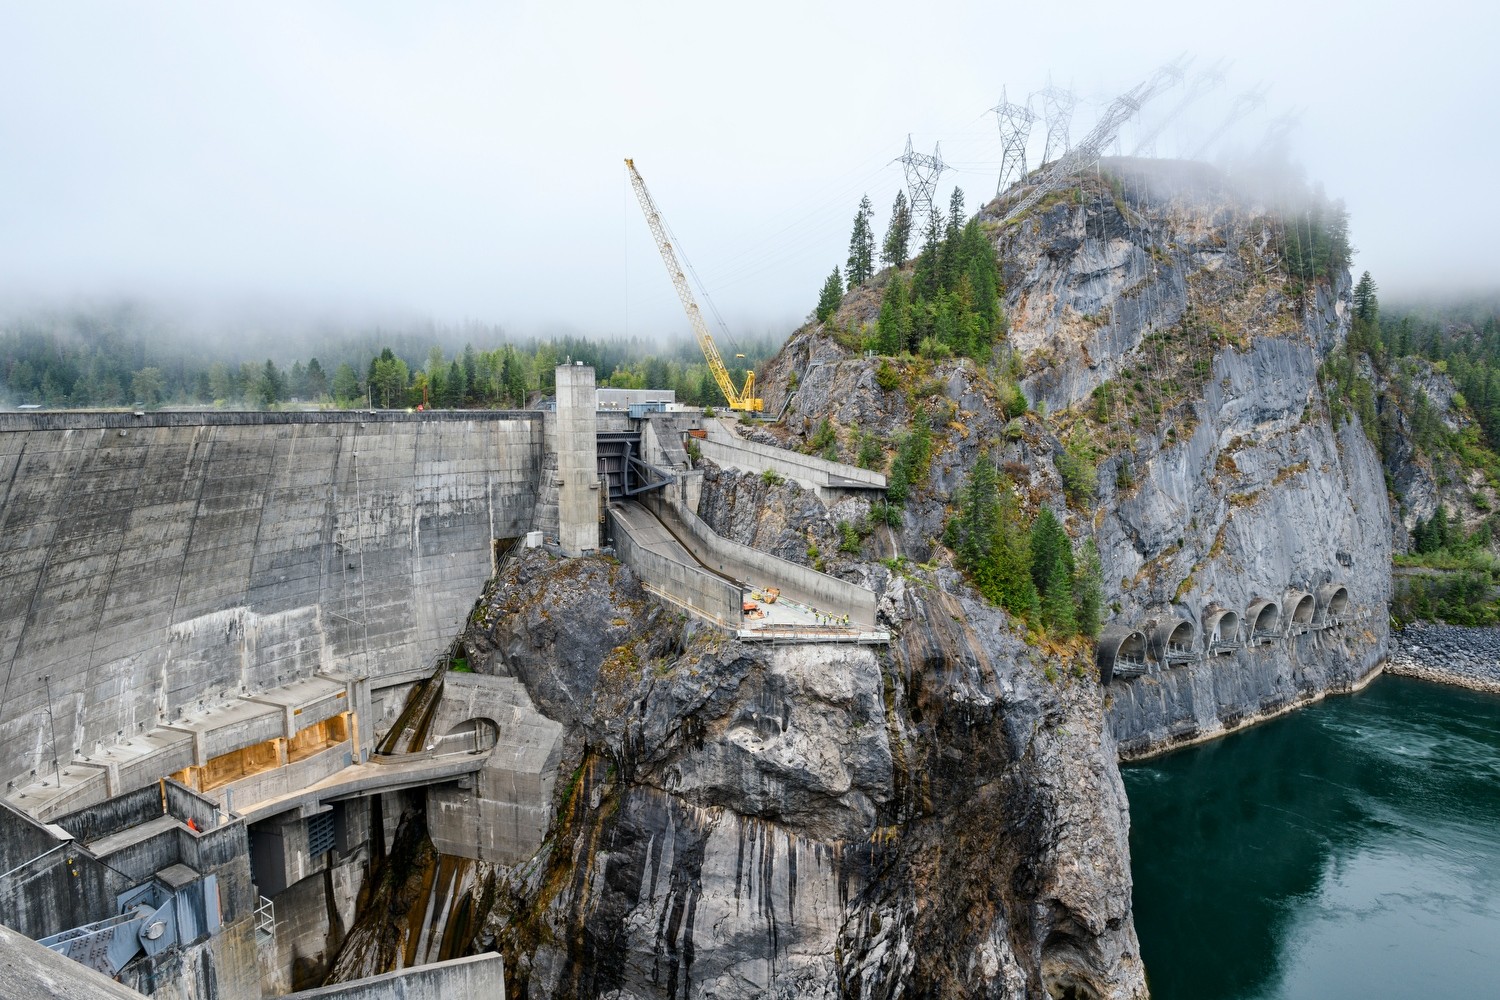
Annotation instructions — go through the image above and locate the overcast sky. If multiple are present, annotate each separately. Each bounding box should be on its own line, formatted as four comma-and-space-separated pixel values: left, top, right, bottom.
1, 1, 1495, 343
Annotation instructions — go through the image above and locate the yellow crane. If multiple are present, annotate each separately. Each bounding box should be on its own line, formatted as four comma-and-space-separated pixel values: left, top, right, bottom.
624, 158, 762, 412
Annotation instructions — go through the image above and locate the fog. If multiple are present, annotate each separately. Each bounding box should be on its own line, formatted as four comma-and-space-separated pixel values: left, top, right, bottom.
1, 0, 1493, 342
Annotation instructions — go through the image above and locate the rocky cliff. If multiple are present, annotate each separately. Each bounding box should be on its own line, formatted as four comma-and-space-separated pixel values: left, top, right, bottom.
457, 549, 1140, 999
758, 157, 1389, 755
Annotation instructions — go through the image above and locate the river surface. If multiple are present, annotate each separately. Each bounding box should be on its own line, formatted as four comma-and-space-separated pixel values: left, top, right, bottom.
1122, 676, 1500, 999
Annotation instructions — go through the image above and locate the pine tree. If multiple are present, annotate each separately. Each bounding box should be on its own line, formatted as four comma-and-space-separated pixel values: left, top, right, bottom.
940, 188, 965, 290
462, 345, 479, 403
847, 195, 875, 288
960, 219, 1002, 334
875, 273, 913, 355
912, 209, 943, 301
955, 451, 1000, 568
1040, 548, 1078, 635
258, 360, 284, 407
1074, 539, 1103, 638
882, 191, 912, 268
1354, 271, 1379, 334
1029, 507, 1071, 596
305, 358, 328, 400
1431, 505, 1450, 551
816, 267, 843, 323
992, 476, 1039, 620
444, 359, 466, 407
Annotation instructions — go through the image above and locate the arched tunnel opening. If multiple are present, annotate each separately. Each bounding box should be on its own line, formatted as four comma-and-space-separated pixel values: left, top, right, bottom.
1152, 619, 1199, 666
1285, 592, 1314, 633
1097, 627, 1149, 684
1247, 600, 1280, 643
430, 717, 499, 756
1317, 584, 1350, 625
1204, 609, 1241, 654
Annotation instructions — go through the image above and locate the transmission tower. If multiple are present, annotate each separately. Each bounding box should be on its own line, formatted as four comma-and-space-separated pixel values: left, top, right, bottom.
1035, 79, 1077, 166
896, 135, 947, 231
1003, 57, 1190, 224
1252, 108, 1302, 161
1132, 60, 1224, 157
1190, 83, 1269, 160
992, 87, 1036, 194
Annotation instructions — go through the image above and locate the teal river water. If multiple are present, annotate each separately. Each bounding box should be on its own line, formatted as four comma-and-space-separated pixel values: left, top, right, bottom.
1122, 676, 1500, 999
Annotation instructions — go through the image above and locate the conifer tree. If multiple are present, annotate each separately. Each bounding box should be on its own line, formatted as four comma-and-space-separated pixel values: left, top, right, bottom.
461, 345, 479, 403
960, 219, 1002, 333
882, 191, 912, 268
1074, 539, 1104, 638
1030, 507, 1071, 595
816, 267, 843, 323
1354, 271, 1378, 324
992, 476, 1040, 620
955, 450, 1000, 568
940, 187, 965, 289
444, 359, 466, 407
1040, 548, 1078, 634
305, 358, 328, 399
847, 195, 875, 288
258, 360, 284, 407
912, 209, 943, 301
875, 273, 913, 355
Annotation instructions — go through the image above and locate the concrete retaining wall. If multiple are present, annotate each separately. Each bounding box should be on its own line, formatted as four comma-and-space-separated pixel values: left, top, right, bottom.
648, 496, 879, 626
609, 508, 743, 628
0, 411, 543, 791
699, 418, 885, 494
283, 954, 505, 999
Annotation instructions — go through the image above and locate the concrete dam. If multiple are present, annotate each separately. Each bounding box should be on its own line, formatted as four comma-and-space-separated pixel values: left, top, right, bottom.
0, 364, 885, 998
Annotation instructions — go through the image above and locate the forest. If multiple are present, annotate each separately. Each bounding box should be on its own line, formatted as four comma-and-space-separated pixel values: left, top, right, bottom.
0, 305, 773, 411
1347, 287, 1500, 624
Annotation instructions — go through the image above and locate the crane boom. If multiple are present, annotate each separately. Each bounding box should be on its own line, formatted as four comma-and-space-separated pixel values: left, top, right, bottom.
624, 158, 762, 412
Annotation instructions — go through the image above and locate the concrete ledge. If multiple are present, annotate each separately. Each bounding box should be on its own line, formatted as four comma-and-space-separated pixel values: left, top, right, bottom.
699, 418, 886, 493
282, 953, 505, 999
0, 923, 149, 1000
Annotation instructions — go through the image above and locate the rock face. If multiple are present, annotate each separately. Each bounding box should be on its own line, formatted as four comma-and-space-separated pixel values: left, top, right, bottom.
466, 551, 1140, 999
758, 158, 1390, 754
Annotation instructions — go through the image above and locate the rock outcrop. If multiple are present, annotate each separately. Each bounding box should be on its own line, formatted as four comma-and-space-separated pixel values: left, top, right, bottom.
463, 550, 1140, 999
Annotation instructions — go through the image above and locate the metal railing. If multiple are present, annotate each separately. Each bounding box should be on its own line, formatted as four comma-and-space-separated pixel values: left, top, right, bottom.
255, 896, 275, 937
1164, 643, 1200, 665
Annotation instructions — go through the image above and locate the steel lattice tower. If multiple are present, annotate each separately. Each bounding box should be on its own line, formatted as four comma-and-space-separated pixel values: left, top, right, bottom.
1190, 83, 1269, 160
1132, 60, 1223, 157
897, 135, 947, 231
1252, 108, 1302, 162
1036, 80, 1077, 166
1003, 57, 1189, 224
991, 87, 1036, 194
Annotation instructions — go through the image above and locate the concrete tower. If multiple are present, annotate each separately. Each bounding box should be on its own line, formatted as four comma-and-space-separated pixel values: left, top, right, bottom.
554, 363, 600, 556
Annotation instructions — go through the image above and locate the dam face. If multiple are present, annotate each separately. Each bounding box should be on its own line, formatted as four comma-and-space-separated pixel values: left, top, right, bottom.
0, 410, 543, 790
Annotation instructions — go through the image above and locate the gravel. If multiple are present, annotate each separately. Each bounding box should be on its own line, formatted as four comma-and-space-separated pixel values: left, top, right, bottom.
1387, 622, 1500, 693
